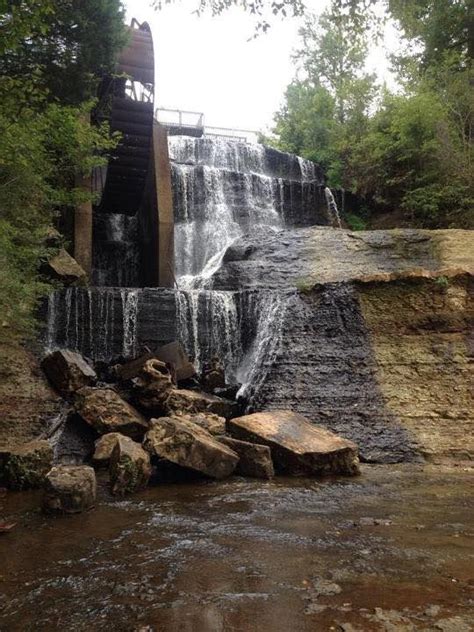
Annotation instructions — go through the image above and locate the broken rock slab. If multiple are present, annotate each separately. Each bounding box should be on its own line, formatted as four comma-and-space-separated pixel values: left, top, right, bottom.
166, 388, 238, 420
143, 417, 239, 480
227, 410, 359, 476
42, 465, 96, 514
42, 349, 97, 395
75, 387, 149, 440
155, 341, 196, 382
109, 435, 151, 496
44, 248, 87, 285
92, 432, 123, 468
0, 440, 53, 490
131, 359, 174, 414
218, 436, 274, 479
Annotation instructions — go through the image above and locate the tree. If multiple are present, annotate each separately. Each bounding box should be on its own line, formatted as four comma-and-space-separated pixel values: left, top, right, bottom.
388, 0, 473, 72
0, 1, 125, 342
270, 1, 377, 188
0, 0, 128, 105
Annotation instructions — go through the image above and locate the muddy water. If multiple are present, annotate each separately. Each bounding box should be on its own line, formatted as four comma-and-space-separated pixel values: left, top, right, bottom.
0, 465, 473, 631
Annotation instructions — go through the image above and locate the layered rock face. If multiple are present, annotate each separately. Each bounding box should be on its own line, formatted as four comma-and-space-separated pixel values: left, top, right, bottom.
215, 227, 473, 463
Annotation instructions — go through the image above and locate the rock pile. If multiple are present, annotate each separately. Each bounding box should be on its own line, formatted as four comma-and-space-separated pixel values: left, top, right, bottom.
0, 344, 360, 514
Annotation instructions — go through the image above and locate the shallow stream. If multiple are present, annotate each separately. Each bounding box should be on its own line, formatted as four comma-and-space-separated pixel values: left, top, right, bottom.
1, 465, 473, 631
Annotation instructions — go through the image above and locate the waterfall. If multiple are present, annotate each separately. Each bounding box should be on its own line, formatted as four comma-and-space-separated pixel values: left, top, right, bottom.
175, 290, 242, 377
170, 136, 326, 287
237, 291, 291, 404
325, 187, 342, 228
121, 289, 139, 358
92, 213, 140, 287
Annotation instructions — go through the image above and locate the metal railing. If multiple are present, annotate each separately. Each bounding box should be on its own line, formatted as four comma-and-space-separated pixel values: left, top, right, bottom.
155, 108, 259, 142
155, 108, 204, 128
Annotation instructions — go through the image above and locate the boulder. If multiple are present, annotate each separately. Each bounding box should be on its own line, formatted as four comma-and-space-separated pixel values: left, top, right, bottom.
155, 341, 196, 382
116, 352, 159, 382
109, 435, 151, 496
75, 387, 149, 440
92, 432, 123, 468
42, 465, 96, 514
218, 436, 274, 479
227, 410, 360, 476
45, 248, 87, 285
174, 412, 226, 436
132, 359, 174, 413
143, 417, 239, 479
42, 349, 97, 395
166, 388, 238, 419
0, 440, 53, 490
200, 356, 226, 392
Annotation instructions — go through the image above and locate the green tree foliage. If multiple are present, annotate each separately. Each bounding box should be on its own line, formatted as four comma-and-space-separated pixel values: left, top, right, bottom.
388, 0, 472, 73
0, 2, 126, 342
270, 0, 473, 228
272, 1, 376, 189
0, 0, 127, 105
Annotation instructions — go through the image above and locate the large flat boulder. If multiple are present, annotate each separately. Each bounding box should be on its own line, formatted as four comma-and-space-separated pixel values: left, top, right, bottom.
75, 387, 149, 440
218, 436, 274, 479
109, 435, 151, 496
0, 440, 53, 490
42, 349, 97, 395
42, 465, 96, 514
227, 410, 359, 476
143, 417, 239, 479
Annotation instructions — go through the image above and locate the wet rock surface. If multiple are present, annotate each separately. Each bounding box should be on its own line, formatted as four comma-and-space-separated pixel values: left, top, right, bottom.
228, 410, 359, 476
218, 436, 275, 479
92, 432, 123, 468
0, 465, 473, 630
109, 435, 151, 496
0, 440, 53, 490
144, 417, 239, 480
166, 388, 238, 419
75, 387, 149, 440
41, 349, 97, 395
42, 465, 96, 514
212, 227, 474, 291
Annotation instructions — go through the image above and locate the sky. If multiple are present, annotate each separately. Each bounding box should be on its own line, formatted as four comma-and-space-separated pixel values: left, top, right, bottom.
124, 0, 398, 134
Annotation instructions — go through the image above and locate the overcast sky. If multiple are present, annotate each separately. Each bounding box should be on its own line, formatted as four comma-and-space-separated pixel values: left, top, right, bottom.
124, 0, 397, 134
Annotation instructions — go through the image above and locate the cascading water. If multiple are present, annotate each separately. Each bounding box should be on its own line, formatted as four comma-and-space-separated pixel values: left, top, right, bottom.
45, 135, 327, 407
168, 136, 328, 401
92, 213, 140, 287
170, 136, 327, 288
325, 186, 342, 228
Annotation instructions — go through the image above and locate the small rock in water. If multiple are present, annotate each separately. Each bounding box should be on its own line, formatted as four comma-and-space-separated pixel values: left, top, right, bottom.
218, 436, 274, 479
75, 387, 149, 440
0, 440, 53, 490
109, 435, 151, 496
143, 417, 239, 480
42, 465, 96, 514
227, 410, 359, 476
92, 432, 124, 468
42, 349, 97, 395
